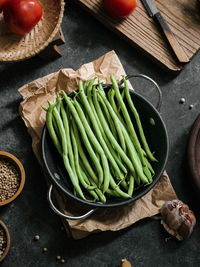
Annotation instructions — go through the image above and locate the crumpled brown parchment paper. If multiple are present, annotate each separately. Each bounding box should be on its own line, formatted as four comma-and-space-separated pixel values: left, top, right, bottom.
18, 50, 177, 239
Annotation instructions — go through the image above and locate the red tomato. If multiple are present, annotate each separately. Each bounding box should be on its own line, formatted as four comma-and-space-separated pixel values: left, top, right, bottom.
3, 0, 43, 35
103, 0, 137, 18
0, 0, 9, 13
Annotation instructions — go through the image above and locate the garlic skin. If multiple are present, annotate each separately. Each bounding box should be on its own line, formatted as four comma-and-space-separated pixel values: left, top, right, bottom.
161, 200, 196, 240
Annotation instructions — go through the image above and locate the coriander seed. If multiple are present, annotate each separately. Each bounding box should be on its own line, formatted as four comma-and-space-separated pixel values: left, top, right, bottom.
34, 235, 40, 241
189, 104, 194, 110
0, 226, 7, 260
43, 247, 47, 252
56, 255, 61, 261
0, 160, 20, 202
179, 98, 185, 104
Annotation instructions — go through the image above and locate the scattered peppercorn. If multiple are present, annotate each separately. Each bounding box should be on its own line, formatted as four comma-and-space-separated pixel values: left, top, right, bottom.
120, 259, 132, 267
61, 259, 65, 263
56, 255, 61, 261
0, 160, 20, 202
0, 226, 7, 259
43, 247, 47, 253
34, 235, 40, 241
189, 104, 194, 110
179, 98, 185, 104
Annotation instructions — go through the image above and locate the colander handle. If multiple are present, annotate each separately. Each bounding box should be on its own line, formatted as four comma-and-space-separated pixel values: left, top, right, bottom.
119, 74, 162, 112
47, 185, 97, 220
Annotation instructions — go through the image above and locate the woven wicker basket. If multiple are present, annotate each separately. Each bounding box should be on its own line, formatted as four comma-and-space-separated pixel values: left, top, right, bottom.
0, 0, 65, 62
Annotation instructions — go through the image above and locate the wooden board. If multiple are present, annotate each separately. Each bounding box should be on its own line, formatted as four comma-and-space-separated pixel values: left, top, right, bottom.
73, 0, 200, 72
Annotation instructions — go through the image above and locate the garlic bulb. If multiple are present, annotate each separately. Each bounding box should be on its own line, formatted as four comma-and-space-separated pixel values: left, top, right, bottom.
161, 200, 196, 240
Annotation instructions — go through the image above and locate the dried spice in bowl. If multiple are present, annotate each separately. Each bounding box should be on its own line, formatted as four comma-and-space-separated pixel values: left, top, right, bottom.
0, 151, 25, 206
0, 221, 10, 262
0, 160, 20, 202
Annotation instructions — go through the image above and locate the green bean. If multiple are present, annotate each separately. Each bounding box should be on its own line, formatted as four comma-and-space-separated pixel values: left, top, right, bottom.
109, 165, 128, 191
98, 91, 149, 184
123, 77, 157, 162
70, 126, 97, 190
98, 90, 126, 153
107, 89, 126, 127
42, 106, 48, 112
73, 98, 110, 193
60, 101, 78, 183
106, 189, 121, 197
46, 102, 62, 155
128, 175, 134, 197
119, 119, 149, 184
97, 88, 118, 139
89, 87, 127, 175
72, 120, 99, 185
109, 175, 131, 199
110, 75, 145, 165
56, 93, 62, 114
51, 104, 86, 200
117, 89, 125, 113
80, 82, 126, 182
93, 91, 135, 174
86, 85, 103, 132
143, 165, 152, 183
79, 168, 99, 201
62, 90, 104, 188
43, 105, 61, 141
144, 157, 155, 175
80, 164, 106, 203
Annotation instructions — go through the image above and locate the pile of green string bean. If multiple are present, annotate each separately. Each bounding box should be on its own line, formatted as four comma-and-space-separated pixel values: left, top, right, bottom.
43, 75, 157, 203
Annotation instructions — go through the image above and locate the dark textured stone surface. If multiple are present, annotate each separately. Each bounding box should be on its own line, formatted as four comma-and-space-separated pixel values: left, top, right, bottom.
0, 1, 200, 266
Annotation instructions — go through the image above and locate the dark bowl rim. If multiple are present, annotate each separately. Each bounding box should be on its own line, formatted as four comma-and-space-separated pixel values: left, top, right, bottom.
41, 87, 169, 208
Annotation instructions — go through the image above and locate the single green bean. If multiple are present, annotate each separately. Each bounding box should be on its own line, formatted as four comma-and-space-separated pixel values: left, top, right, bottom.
60, 101, 78, 183
56, 93, 62, 114
110, 75, 145, 165
46, 102, 62, 155
123, 77, 157, 162
128, 175, 134, 197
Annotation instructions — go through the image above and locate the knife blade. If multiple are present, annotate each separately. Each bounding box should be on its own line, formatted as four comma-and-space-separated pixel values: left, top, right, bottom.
141, 0, 189, 63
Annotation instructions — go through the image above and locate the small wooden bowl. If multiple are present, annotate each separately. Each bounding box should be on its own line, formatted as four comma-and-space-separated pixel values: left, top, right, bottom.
0, 151, 25, 206
0, 0, 65, 62
187, 114, 200, 194
0, 221, 11, 262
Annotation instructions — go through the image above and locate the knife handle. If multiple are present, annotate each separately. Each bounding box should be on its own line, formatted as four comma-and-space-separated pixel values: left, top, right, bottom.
154, 12, 189, 63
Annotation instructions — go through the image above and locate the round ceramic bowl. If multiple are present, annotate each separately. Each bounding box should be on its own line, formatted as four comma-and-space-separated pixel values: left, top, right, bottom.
0, 0, 65, 62
0, 220, 11, 262
0, 151, 25, 206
